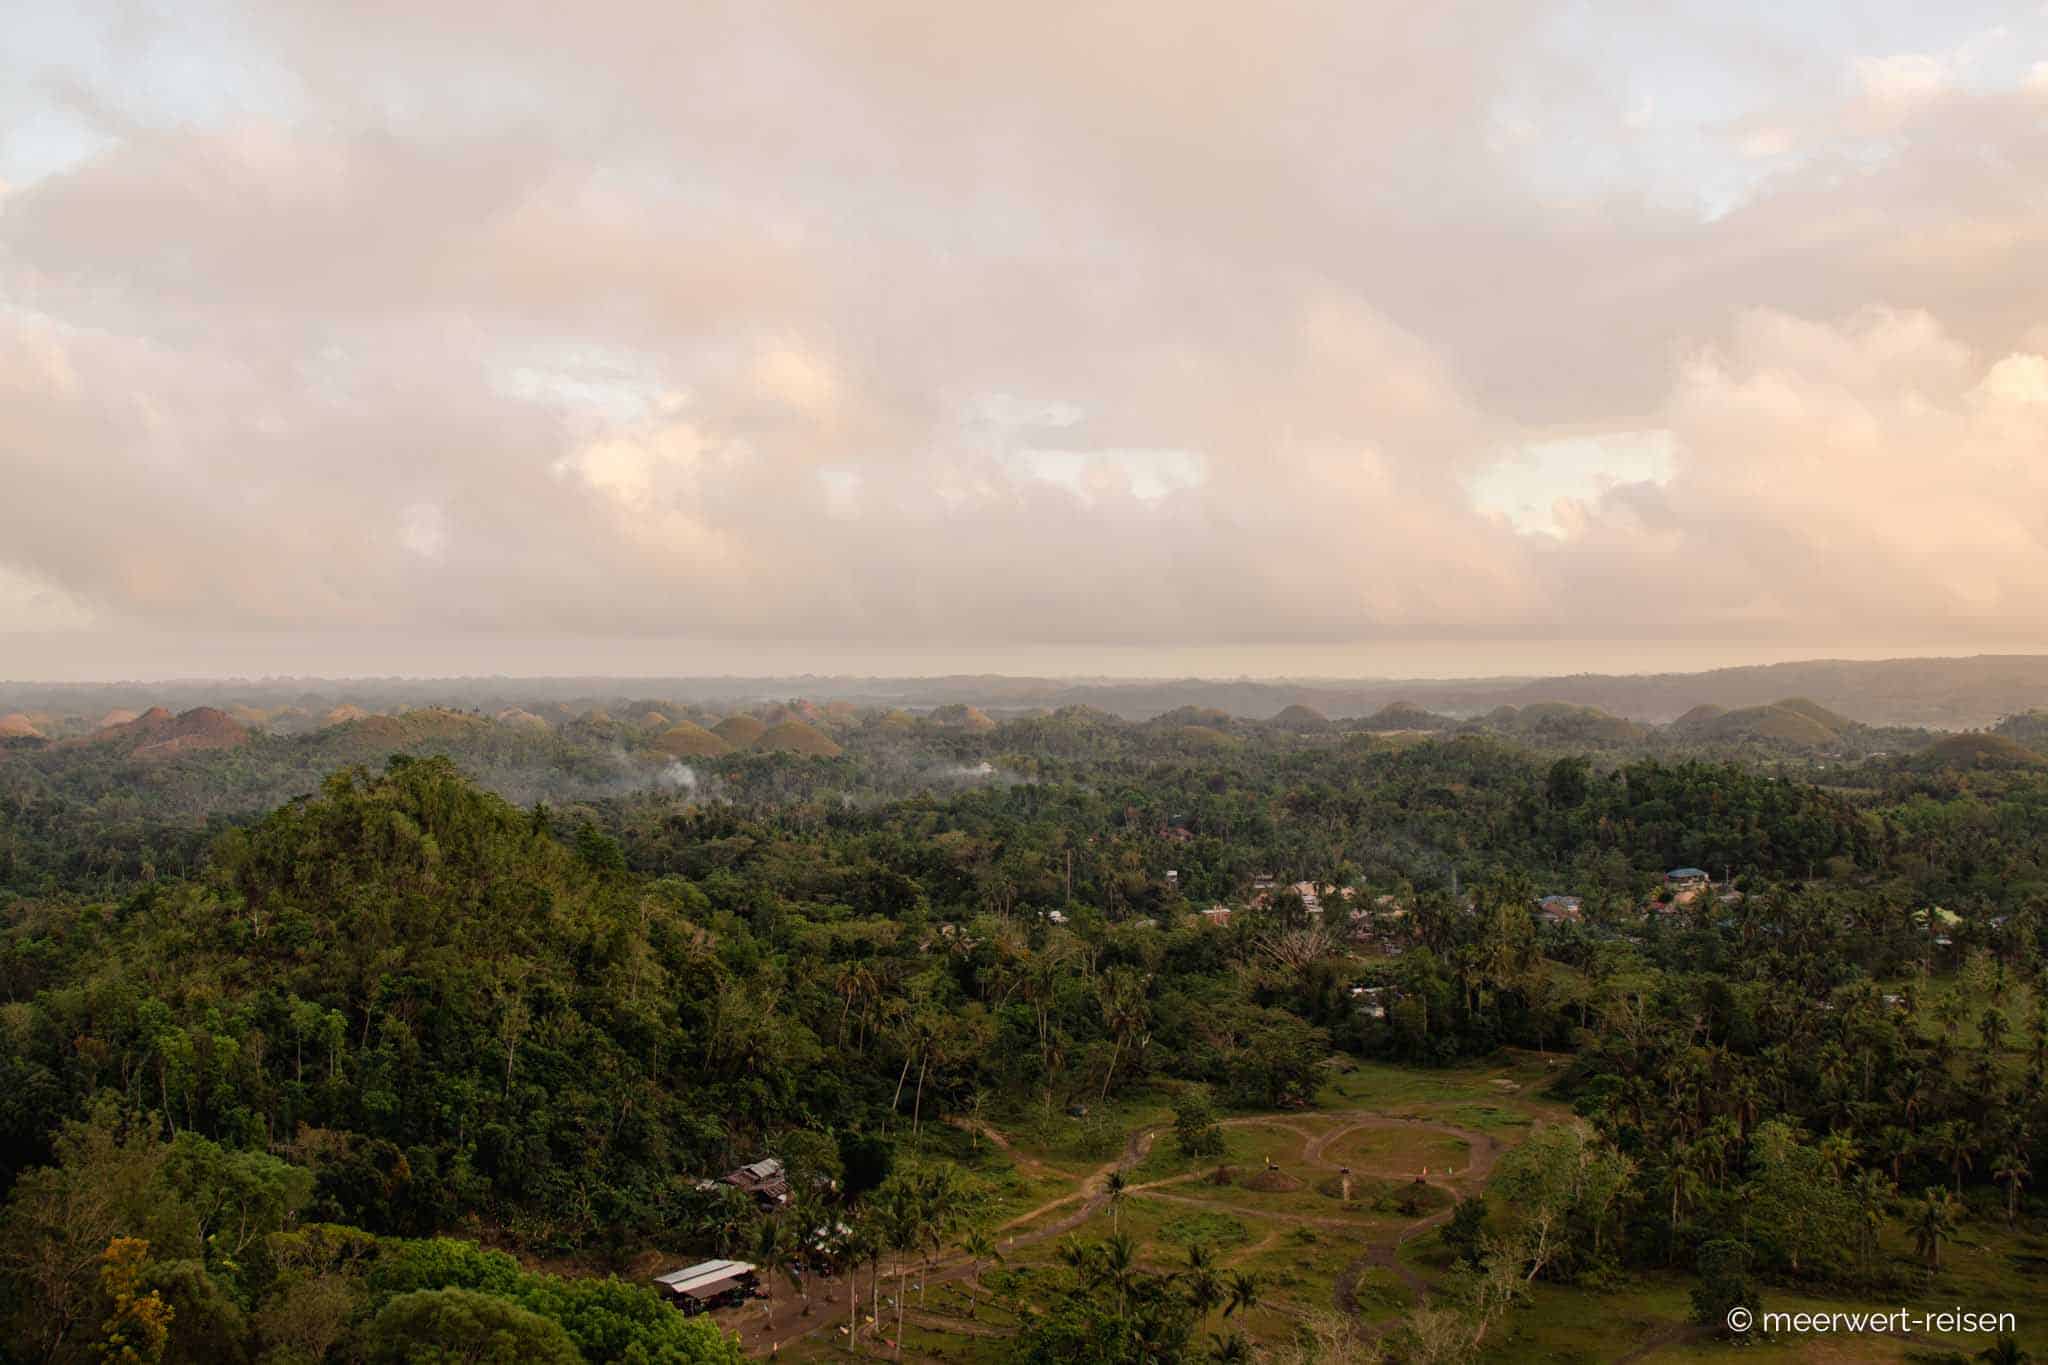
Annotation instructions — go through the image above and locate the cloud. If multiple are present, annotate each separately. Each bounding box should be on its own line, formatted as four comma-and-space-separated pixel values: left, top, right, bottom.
3, 0, 2048, 669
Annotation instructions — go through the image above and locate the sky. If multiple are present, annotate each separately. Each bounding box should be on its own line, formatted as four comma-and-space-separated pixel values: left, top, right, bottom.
4, 1, 2048, 681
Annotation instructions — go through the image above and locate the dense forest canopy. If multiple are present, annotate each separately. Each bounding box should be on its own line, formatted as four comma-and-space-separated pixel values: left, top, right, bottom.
1, 695, 2044, 1362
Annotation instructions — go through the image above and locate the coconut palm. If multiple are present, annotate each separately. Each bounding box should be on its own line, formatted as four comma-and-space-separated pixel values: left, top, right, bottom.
1976, 1333, 2032, 1364
752, 1216, 796, 1331
1208, 1331, 1252, 1362
959, 1227, 1001, 1318
1933, 1121, 1977, 1197
1912, 1186, 1960, 1271
1993, 1147, 2030, 1229
1223, 1271, 1259, 1318
1104, 1169, 1129, 1231
1184, 1242, 1223, 1317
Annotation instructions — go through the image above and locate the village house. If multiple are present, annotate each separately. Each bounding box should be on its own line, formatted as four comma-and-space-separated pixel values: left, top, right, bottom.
654, 1259, 759, 1315
1348, 985, 1391, 1019
1200, 904, 1232, 926
1534, 894, 1583, 926
722, 1157, 790, 1206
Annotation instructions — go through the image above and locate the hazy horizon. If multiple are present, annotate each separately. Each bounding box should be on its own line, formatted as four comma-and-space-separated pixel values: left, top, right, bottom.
10, 635, 2048, 688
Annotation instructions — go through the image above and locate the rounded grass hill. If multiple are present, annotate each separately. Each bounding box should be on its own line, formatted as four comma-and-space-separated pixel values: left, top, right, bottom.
1266, 703, 1330, 733
1914, 732, 2046, 771
0, 713, 44, 739
1360, 701, 1455, 732
750, 719, 843, 757
711, 714, 768, 747
652, 720, 734, 758
1176, 724, 1243, 750
929, 704, 997, 732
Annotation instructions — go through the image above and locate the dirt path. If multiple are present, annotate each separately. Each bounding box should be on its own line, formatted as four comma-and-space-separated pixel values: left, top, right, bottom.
733, 1108, 1510, 1357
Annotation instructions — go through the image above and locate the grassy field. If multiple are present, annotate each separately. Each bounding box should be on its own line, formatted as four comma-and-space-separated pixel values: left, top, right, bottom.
732, 1047, 2041, 1362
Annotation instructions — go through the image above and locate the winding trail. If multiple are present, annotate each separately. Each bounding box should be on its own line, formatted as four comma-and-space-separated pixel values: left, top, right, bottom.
732, 1104, 1522, 1357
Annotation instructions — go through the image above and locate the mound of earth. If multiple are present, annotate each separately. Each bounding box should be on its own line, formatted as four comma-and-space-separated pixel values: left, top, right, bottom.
1359, 701, 1456, 731
873, 709, 917, 732
495, 708, 551, 731
820, 700, 860, 726
96, 708, 142, 729
1177, 724, 1242, 749
1490, 701, 1651, 743
579, 708, 611, 725
653, 721, 734, 758
1668, 703, 1728, 734
1914, 732, 2046, 771
342, 709, 488, 744
225, 704, 273, 729
711, 714, 768, 747
1150, 705, 1235, 728
1239, 1168, 1303, 1193
0, 713, 44, 739
929, 703, 997, 732
1774, 696, 1856, 732
751, 719, 844, 757
1266, 704, 1329, 733
636, 710, 672, 730
1691, 702, 1840, 747
81, 706, 249, 758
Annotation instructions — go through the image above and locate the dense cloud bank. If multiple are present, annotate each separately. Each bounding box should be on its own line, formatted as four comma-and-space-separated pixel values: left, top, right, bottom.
4, 1, 2046, 661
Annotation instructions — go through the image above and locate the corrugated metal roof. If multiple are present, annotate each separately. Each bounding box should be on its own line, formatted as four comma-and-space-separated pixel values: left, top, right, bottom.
656, 1259, 753, 1291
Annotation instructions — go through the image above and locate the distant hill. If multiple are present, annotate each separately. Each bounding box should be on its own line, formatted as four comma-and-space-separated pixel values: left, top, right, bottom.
83, 706, 249, 758
0, 713, 44, 739
751, 719, 843, 757
652, 720, 734, 758
1675, 698, 1849, 748
1483, 702, 1650, 744
928, 703, 997, 732
1147, 705, 1235, 729
712, 714, 768, 746
1357, 701, 1456, 732
1912, 732, 2047, 771
9, 653, 2048, 728
1993, 710, 2048, 750
1669, 704, 1727, 732
1266, 704, 1330, 732
1174, 724, 1243, 750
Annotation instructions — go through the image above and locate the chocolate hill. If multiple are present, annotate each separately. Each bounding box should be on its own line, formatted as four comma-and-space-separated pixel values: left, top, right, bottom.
82, 706, 249, 758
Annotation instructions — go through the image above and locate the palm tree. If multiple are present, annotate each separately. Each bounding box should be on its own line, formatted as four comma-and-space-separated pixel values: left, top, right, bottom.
1912, 1186, 1960, 1271
1874, 1125, 1913, 1183
1184, 1242, 1222, 1318
1208, 1331, 1253, 1362
880, 1183, 922, 1357
1976, 1333, 2032, 1365
1981, 1007, 2011, 1056
1851, 1169, 1894, 1272
752, 1217, 794, 1331
1097, 1231, 1141, 1316
959, 1227, 1001, 1318
1934, 1121, 1977, 1197
1818, 1132, 1859, 1183
1223, 1270, 1259, 1318
841, 1216, 877, 1346
1993, 1147, 2030, 1229
1104, 1169, 1129, 1231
